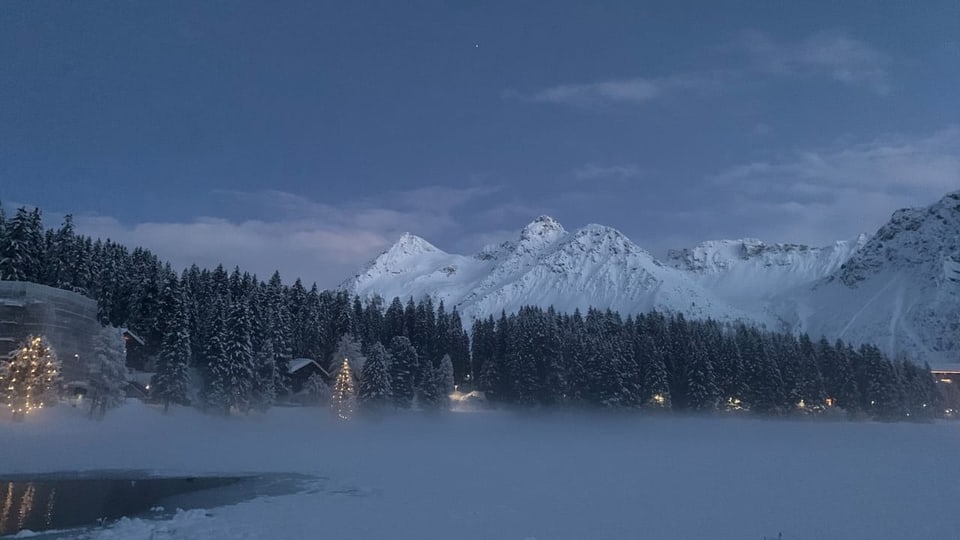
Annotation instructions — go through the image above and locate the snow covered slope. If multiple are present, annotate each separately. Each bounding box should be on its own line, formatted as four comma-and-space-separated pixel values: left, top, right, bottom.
344, 216, 770, 325
667, 236, 867, 304
775, 191, 960, 364
342, 191, 960, 362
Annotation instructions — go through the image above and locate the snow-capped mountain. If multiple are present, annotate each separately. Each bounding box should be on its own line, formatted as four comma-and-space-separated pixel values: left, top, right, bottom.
343, 191, 960, 363
345, 216, 770, 326
775, 191, 960, 364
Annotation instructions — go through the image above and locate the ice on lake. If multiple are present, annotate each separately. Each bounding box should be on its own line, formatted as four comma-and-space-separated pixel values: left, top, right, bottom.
1, 401, 957, 539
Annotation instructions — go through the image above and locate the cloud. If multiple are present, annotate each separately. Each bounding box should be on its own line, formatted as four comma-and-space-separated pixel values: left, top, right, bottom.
526, 78, 663, 106
709, 126, 960, 244
512, 31, 891, 110
72, 186, 502, 288
573, 164, 643, 181
739, 30, 892, 93
511, 74, 721, 108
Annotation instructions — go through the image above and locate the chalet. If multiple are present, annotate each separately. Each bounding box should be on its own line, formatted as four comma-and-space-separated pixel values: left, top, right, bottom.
930, 366, 960, 415
288, 358, 330, 393
930, 366, 960, 384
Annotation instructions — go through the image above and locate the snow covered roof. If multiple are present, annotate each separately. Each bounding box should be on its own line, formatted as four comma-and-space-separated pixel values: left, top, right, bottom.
288, 358, 329, 377
929, 365, 960, 374
121, 328, 145, 346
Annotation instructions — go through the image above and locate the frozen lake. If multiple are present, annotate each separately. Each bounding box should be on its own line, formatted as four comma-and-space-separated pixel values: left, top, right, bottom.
1, 402, 958, 539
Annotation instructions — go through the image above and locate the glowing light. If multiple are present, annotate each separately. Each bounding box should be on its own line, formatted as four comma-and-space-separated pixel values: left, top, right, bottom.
652, 394, 665, 406
2, 335, 59, 420
330, 358, 355, 420
797, 399, 806, 409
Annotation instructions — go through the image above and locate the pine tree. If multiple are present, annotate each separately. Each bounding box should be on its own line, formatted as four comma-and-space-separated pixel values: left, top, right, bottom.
1, 336, 60, 421
0, 207, 34, 281
330, 358, 356, 419
716, 336, 748, 407
447, 308, 471, 384
250, 337, 278, 411
388, 336, 418, 408
513, 311, 542, 406
685, 338, 719, 411
416, 360, 445, 410
202, 299, 232, 413
267, 271, 293, 394
155, 296, 192, 412
437, 353, 455, 397
739, 326, 784, 414
87, 326, 129, 419
222, 301, 255, 413
637, 334, 671, 408
383, 297, 405, 342
44, 215, 75, 289
797, 334, 826, 411
860, 345, 903, 420
471, 317, 495, 387
358, 342, 392, 412
332, 333, 366, 374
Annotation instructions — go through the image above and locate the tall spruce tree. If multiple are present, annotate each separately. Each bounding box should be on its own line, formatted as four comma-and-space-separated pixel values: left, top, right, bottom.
637, 334, 671, 408
0, 207, 33, 281
87, 326, 129, 419
202, 300, 228, 411
154, 289, 192, 412
358, 341, 392, 412
222, 300, 255, 413
388, 336, 418, 408
685, 335, 719, 411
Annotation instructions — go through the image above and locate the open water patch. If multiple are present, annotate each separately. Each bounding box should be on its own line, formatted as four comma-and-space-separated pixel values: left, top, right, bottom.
0, 471, 311, 537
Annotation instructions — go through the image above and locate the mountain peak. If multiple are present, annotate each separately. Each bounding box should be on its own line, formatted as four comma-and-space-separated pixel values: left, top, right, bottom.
390, 232, 439, 255
514, 215, 567, 254
521, 215, 565, 237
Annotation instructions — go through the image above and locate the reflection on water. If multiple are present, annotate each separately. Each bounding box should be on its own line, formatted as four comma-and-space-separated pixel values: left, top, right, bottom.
44, 487, 56, 529
18, 482, 35, 531
0, 481, 47, 535
0, 475, 253, 536
1, 482, 12, 531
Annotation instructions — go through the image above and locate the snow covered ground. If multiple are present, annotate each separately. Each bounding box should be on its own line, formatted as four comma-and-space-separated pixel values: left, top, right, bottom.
2, 401, 959, 539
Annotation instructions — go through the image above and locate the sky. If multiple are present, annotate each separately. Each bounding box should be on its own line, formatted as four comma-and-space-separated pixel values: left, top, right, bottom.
1, 1, 958, 287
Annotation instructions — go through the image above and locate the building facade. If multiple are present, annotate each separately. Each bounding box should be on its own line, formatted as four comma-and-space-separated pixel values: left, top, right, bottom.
0, 281, 101, 383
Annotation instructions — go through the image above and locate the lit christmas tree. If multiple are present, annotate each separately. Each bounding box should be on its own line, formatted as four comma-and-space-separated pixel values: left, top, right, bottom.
330, 358, 355, 420
1, 336, 60, 421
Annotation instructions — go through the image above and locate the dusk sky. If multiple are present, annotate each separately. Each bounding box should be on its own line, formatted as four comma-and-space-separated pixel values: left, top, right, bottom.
2, 1, 958, 286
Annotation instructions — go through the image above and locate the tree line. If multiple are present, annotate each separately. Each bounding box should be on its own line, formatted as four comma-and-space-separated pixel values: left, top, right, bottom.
473, 306, 940, 420
0, 204, 942, 420
0, 205, 471, 413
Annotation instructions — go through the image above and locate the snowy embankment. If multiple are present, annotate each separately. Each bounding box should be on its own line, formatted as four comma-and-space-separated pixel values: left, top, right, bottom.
2, 401, 959, 539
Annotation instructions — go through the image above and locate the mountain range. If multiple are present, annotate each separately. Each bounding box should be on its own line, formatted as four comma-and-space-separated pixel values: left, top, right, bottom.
343, 191, 960, 365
